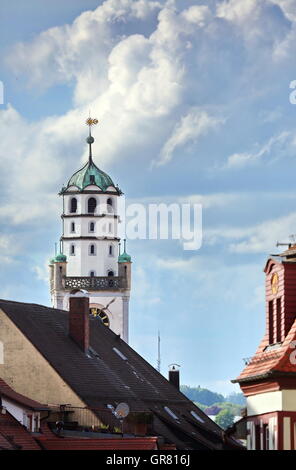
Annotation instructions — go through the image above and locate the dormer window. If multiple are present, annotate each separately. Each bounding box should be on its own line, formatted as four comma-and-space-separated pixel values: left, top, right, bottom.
90, 175, 95, 185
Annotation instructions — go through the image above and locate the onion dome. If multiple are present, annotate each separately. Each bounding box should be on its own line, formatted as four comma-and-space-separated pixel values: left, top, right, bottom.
64, 160, 118, 193
118, 251, 131, 263
60, 118, 122, 195
54, 253, 67, 263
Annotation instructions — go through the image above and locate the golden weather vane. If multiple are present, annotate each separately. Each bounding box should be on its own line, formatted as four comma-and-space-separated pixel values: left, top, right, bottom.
85, 116, 99, 162
86, 117, 99, 127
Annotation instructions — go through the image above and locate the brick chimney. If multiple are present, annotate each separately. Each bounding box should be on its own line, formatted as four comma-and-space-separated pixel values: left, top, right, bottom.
168, 364, 180, 390
69, 290, 89, 353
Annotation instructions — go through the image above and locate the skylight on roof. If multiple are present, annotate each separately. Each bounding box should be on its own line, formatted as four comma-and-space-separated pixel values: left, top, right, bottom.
190, 410, 205, 423
113, 347, 127, 361
164, 406, 179, 421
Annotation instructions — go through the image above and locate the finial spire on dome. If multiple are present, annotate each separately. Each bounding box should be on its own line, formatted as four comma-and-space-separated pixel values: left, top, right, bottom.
85, 116, 98, 163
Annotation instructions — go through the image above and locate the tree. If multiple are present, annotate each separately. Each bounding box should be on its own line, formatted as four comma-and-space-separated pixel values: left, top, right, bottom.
225, 392, 246, 406
180, 385, 224, 406
215, 409, 234, 430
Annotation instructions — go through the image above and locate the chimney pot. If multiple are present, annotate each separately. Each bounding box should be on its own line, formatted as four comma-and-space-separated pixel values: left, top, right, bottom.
168, 364, 180, 390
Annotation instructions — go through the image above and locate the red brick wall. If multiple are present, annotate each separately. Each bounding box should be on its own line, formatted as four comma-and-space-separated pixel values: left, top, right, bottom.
265, 260, 296, 344
69, 296, 89, 352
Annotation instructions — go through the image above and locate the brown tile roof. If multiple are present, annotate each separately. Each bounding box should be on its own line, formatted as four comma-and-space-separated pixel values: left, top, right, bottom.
37, 436, 159, 450
0, 409, 41, 450
234, 317, 296, 383
0, 299, 242, 450
0, 378, 49, 411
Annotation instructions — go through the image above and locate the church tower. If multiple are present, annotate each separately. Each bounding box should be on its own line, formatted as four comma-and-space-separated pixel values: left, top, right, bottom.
49, 118, 132, 343
234, 242, 296, 450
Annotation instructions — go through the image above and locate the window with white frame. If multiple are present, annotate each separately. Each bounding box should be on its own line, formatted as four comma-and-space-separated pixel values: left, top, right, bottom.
107, 197, 113, 214
70, 197, 77, 213
89, 244, 96, 256
88, 197, 97, 214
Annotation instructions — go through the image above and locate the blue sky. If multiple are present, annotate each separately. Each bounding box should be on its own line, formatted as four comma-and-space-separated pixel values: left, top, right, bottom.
1, 0, 296, 395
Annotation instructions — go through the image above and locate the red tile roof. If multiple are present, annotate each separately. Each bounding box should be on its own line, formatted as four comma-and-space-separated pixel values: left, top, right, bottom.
0, 409, 41, 450
0, 378, 48, 410
37, 436, 159, 450
235, 317, 296, 383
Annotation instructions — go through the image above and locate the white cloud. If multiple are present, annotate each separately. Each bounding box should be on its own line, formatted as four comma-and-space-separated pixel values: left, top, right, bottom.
0, 235, 20, 264
225, 131, 292, 169
156, 109, 222, 166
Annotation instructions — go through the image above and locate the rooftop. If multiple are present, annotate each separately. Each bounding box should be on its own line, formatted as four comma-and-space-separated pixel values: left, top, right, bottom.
0, 298, 241, 450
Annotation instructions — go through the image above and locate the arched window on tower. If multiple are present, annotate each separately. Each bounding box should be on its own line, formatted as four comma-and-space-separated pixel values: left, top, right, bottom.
107, 198, 113, 214
70, 244, 75, 256
70, 198, 77, 213
88, 197, 97, 214
90, 271, 96, 277
89, 222, 95, 233
89, 244, 96, 256
109, 245, 113, 256
71, 222, 75, 233
108, 270, 114, 277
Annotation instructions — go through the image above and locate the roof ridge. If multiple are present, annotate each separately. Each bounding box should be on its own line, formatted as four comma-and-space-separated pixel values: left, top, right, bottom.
0, 298, 66, 313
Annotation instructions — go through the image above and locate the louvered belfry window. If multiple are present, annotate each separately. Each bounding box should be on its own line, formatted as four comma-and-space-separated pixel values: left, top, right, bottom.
88, 197, 97, 213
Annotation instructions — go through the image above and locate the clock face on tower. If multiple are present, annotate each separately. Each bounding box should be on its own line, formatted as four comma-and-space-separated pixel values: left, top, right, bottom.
271, 272, 279, 295
90, 308, 110, 327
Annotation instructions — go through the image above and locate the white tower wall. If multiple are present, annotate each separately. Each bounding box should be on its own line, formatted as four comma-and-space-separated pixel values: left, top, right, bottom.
49, 132, 131, 343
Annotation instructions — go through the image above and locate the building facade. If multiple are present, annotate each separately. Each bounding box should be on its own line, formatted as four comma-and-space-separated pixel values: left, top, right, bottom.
49, 120, 131, 343
234, 243, 296, 450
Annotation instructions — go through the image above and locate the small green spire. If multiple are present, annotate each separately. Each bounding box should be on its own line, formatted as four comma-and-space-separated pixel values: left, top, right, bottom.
118, 239, 131, 263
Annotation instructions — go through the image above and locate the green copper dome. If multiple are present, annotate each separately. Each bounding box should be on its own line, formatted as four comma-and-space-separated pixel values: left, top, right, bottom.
67, 160, 117, 192
54, 253, 67, 262
118, 251, 132, 263
60, 129, 122, 194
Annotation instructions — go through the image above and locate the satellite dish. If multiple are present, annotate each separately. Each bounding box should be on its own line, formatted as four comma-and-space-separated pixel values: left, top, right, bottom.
114, 402, 130, 419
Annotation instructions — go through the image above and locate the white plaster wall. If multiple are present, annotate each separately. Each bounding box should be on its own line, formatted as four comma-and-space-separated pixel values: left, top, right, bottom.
247, 390, 296, 415
65, 217, 117, 238
63, 239, 118, 277
63, 193, 118, 216
284, 417, 291, 450
247, 391, 282, 415
2, 398, 25, 425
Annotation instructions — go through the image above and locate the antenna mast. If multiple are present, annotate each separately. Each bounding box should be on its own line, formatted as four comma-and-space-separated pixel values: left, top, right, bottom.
157, 330, 161, 373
